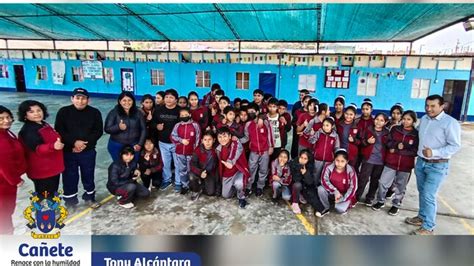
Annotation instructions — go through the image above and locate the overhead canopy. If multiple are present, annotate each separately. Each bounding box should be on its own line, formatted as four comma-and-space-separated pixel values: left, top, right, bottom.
0, 3, 472, 42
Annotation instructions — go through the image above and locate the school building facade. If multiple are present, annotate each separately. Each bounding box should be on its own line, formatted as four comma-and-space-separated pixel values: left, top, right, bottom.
0, 50, 472, 121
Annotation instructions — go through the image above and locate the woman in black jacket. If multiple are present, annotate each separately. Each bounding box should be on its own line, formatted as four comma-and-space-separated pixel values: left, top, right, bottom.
106, 146, 150, 209
105, 92, 146, 162
290, 149, 317, 214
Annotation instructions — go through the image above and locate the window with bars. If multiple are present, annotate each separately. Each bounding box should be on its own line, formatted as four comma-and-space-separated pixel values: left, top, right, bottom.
195, 70, 210, 88
0, 65, 8, 78
411, 79, 431, 99
36, 66, 48, 80
236, 72, 250, 89
72, 67, 84, 82
151, 69, 165, 86
104, 68, 114, 83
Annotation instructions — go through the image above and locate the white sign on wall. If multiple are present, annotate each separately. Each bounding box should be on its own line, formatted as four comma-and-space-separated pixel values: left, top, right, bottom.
81, 60, 103, 79
51, 61, 65, 85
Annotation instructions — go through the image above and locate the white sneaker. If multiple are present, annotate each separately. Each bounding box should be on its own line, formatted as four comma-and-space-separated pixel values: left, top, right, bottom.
291, 203, 301, 214
118, 202, 134, 209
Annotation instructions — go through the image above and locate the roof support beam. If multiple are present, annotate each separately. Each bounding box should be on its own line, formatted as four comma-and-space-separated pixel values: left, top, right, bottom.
0, 17, 55, 39
315, 4, 322, 41
213, 4, 240, 40
33, 4, 108, 40
116, 4, 170, 41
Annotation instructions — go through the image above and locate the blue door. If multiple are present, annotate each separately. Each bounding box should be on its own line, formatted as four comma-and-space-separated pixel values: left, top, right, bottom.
258, 73, 277, 97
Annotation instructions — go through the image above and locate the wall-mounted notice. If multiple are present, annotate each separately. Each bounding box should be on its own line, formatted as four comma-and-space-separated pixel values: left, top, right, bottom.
51, 61, 65, 85
81, 60, 103, 79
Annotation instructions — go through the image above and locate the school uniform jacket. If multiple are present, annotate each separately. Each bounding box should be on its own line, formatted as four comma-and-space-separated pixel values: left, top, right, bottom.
19, 121, 65, 180
355, 115, 374, 140
308, 129, 340, 162
270, 159, 292, 186
297, 112, 316, 148
216, 140, 250, 187
385, 125, 419, 172
171, 121, 201, 156
359, 125, 390, 162
321, 162, 358, 204
138, 148, 163, 174
190, 144, 218, 177
336, 120, 360, 162
241, 119, 274, 154
0, 129, 26, 186
216, 121, 244, 138
190, 106, 209, 132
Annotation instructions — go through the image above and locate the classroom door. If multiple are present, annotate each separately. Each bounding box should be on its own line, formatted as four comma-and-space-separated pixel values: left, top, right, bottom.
14, 65, 26, 92
121, 68, 135, 93
258, 73, 277, 97
442, 79, 467, 120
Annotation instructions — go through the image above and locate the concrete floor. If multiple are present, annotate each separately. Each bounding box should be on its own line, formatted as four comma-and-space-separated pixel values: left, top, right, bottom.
1, 91, 472, 235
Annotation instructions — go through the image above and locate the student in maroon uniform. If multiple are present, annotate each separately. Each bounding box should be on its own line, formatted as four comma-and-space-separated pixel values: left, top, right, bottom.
296, 98, 319, 153
270, 149, 292, 202
189, 131, 219, 201
252, 89, 268, 114
314, 148, 358, 217
336, 103, 359, 168
330, 95, 346, 123
241, 103, 274, 197
171, 108, 201, 194
356, 113, 390, 205
372, 111, 418, 215
189, 91, 209, 132
291, 95, 311, 158
354, 98, 375, 172
277, 100, 292, 150
216, 127, 250, 208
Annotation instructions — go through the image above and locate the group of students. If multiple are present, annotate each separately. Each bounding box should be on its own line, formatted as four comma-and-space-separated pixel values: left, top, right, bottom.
0, 83, 422, 234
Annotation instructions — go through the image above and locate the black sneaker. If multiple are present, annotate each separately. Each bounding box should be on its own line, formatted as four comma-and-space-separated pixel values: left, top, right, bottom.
160, 181, 172, 190
245, 188, 252, 197
256, 188, 263, 197
371, 202, 385, 211
388, 206, 399, 216
315, 210, 329, 218
239, 199, 247, 209
180, 187, 189, 195
364, 198, 373, 207
191, 191, 201, 201
385, 190, 395, 199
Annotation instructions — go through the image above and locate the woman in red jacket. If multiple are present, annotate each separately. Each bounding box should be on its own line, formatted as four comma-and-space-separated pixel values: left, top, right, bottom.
372, 111, 419, 215
0, 106, 26, 234
18, 100, 65, 200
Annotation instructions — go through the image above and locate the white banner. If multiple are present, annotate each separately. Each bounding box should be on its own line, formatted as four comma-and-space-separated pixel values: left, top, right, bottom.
82, 60, 103, 79
51, 61, 65, 85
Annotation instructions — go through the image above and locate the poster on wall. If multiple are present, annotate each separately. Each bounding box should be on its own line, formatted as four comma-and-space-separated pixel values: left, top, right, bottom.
324, 68, 350, 89
121, 68, 134, 93
51, 61, 65, 85
82, 60, 103, 79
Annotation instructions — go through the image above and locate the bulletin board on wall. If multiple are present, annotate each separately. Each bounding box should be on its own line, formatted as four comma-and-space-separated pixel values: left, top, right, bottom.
324, 68, 350, 89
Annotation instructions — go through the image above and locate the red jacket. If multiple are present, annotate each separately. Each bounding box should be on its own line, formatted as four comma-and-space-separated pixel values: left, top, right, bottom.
242, 119, 274, 154
255, 102, 268, 114
171, 121, 201, 156
216, 121, 244, 138
201, 92, 214, 107
297, 112, 316, 148
336, 120, 359, 162
0, 130, 26, 186
360, 125, 390, 162
190, 144, 218, 177
20, 123, 64, 180
216, 140, 250, 187
355, 115, 374, 146
270, 159, 292, 186
190, 106, 209, 132
321, 162, 358, 205
385, 125, 419, 172
138, 148, 163, 174
308, 129, 340, 162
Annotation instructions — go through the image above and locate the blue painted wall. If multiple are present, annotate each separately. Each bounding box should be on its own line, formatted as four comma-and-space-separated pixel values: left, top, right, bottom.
0, 56, 471, 119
